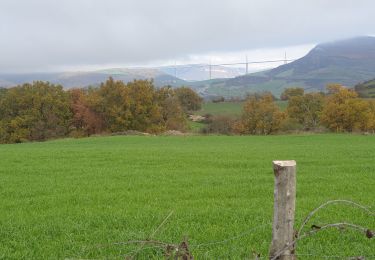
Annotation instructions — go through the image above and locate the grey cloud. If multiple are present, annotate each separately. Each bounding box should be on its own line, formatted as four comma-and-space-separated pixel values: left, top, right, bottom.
0, 0, 374, 72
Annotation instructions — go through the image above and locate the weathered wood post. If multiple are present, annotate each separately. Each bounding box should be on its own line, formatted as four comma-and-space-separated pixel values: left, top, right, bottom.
269, 160, 296, 260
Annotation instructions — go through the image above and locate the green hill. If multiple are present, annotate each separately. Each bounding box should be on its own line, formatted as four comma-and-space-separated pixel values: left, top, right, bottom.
355, 78, 375, 98
194, 36, 375, 98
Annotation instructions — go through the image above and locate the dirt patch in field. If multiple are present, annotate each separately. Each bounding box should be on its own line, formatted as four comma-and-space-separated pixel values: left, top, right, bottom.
189, 114, 206, 122
162, 130, 189, 136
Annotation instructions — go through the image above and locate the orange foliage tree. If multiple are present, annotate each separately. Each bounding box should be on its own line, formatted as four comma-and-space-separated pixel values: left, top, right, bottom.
235, 93, 285, 135
69, 88, 104, 137
320, 84, 374, 132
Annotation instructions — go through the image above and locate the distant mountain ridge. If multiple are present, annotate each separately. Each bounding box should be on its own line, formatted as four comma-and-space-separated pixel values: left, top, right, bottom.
194, 36, 375, 97
0, 64, 246, 89
1, 36, 375, 98
0, 68, 187, 88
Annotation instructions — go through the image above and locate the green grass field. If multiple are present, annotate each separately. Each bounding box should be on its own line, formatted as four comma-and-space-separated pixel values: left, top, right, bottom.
197, 101, 288, 117
197, 102, 245, 116
188, 120, 205, 133
0, 135, 374, 259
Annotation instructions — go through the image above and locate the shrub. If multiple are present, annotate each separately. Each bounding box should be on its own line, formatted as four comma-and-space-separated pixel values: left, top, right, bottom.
174, 87, 203, 112
238, 93, 285, 135
280, 87, 304, 100
201, 115, 235, 135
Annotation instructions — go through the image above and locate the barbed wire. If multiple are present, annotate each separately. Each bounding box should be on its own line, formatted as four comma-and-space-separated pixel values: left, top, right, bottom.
126, 210, 174, 259
87, 200, 374, 259
297, 199, 375, 238
87, 220, 374, 260
271, 222, 373, 260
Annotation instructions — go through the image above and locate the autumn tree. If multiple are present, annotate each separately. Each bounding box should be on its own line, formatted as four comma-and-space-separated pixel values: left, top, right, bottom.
236, 93, 285, 135
174, 87, 203, 112
69, 88, 104, 136
326, 83, 344, 95
78, 79, 197, 135
320, 85, 372, 132
156, 86, 187, 131
87, 78, 190, 134
125, 80, 165, 133
286, 92, 324, 130
0, 78, 202, 143
0, 81, 71, 143
87, 77, 131, 132
280, 87, 304, 100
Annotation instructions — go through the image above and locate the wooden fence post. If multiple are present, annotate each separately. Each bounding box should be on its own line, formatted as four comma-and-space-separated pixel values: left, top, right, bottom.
269, 160, 297, 260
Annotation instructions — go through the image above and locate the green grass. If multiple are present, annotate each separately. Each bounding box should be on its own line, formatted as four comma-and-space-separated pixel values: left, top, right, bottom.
197, 100, 288, 117
203, 79, 308, 98
0, 135, 374, 259
197, 102, 245, 116
356, 79, 375, 98
188, 121, 205, 132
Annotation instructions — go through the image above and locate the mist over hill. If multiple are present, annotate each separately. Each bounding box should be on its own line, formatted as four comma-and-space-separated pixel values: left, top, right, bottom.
0, 64, 247, 89
1, 36, 375, 99
193, 36, 375, 97
0, 68, 187, 89
159, 64, 246, 81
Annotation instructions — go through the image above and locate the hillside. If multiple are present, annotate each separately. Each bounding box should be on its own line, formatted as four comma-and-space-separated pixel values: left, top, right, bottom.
0, 68, 187, 88
355, 78, 375, 98
194, 36, 375, 97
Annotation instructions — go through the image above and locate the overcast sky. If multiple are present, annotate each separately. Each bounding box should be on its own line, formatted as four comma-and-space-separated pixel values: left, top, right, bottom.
0, 0, 374, 73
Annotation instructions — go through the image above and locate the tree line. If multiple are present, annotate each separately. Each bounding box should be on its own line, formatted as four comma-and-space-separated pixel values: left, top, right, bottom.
203, 84, 375, 135
0, 78, 202, 143
1, 80, 375, 144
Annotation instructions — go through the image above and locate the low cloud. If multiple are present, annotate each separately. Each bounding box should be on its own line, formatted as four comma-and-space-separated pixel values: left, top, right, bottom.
0, 0, 374, 72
